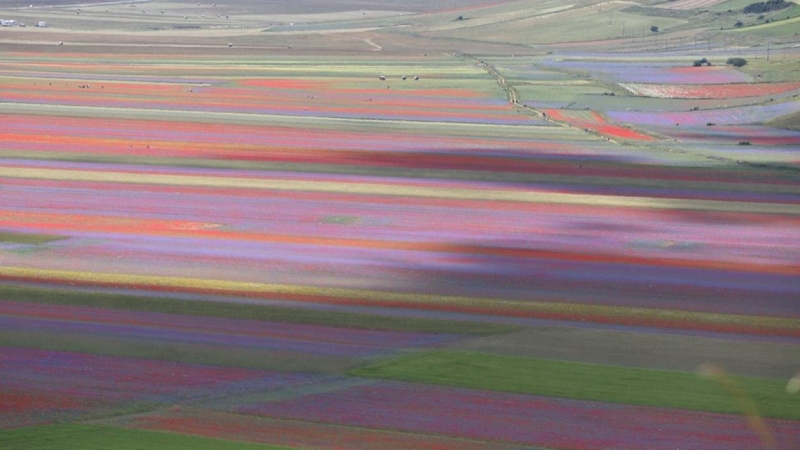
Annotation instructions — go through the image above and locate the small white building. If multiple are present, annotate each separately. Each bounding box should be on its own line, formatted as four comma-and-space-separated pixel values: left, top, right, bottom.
1, 20, 18, 27
37, 21, 48, 27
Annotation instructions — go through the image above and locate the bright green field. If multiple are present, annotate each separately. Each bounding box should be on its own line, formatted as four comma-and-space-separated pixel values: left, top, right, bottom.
0, 424, 293, 450
350, 350, 800, 420
0, 232, 66, 245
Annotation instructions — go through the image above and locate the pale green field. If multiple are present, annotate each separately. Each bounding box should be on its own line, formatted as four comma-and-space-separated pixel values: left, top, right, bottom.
515, 83, 612, 104
425, 3, 688, 45
729, 14, 800, 36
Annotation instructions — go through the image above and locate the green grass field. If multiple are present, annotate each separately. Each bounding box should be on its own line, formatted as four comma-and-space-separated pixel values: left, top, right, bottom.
350, 350, 800, 420
0, 232, 66, 245
0, 424, 294, 450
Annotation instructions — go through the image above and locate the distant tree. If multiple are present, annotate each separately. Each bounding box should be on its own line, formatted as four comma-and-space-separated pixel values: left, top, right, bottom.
456, 15, 464, 20
727, 57, 748, 67
650, 26, 659, 32
734, 20, 744, 27
693, 57, 713, 67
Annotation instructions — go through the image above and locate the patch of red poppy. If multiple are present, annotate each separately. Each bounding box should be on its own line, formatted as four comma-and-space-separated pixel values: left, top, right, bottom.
238, 78, 329, 90
0, 391, 84, 413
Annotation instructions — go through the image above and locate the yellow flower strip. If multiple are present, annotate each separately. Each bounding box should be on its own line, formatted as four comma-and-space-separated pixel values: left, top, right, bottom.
1, 166, 798, 215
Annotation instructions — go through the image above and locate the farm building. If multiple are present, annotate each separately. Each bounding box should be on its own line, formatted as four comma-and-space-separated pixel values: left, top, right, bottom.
1, 20, 18, 27
37, 21, 48, 27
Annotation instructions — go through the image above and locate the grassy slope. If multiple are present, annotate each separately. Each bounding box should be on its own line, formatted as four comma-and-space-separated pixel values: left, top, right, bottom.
737, 59, 800, 82
0, 284, 518, 336
768, 111, 800, 130
350, 350, 800, 420
0, 424, 293, 450
428, 4, 687, 45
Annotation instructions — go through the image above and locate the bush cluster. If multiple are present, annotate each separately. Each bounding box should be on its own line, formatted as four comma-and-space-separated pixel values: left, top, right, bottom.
726, 57, 748, 67
692, 57, 712, 67
743, 0, 789, 14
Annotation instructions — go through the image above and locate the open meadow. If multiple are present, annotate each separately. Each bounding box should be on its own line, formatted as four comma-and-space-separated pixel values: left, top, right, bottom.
1, 0, 799, 448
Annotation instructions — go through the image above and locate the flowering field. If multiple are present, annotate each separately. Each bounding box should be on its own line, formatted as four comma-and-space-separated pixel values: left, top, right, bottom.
1, 17, 799, 449
0, 75, 532, 125
0, 347, 325, 428
232, 380, 800, 449
0, 301, 457, 358
542, 109, 655, 141
540, 60, 753, 84
606, 101, 800, 127
125, 408, 530, 450
650, 124, 800, 146
620, 81, 800, 99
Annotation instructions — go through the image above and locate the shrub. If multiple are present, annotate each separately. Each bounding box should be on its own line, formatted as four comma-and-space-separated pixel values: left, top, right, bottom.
734, 20, 744, 27
727, 57, 748, 67
650, 26, 659, 32
693, 58, 712, 67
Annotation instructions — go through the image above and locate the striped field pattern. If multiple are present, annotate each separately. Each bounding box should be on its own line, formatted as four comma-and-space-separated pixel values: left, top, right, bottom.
1, 45, 799, 450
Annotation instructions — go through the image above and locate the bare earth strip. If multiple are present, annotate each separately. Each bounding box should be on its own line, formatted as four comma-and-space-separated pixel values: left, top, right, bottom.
448, 326, 800, 379
363, 38, 382, 51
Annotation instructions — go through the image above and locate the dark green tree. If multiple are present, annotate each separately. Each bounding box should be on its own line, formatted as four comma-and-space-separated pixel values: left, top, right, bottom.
726, 57, 748, 67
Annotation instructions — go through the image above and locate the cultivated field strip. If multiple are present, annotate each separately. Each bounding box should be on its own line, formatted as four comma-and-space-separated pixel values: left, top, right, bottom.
231, 380, 800, 449
122, 408, 542, 450
620, 81, 800, 99
0, 346, 328, 429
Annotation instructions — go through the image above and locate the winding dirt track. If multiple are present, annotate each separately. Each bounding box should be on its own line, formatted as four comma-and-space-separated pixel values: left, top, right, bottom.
469, 56, 519, 105
363, 38, 382, 51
